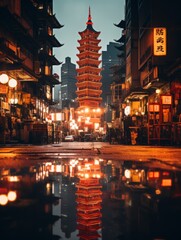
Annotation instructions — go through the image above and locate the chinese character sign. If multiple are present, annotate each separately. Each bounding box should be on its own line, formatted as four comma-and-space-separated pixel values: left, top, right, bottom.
153, 28, 167, 56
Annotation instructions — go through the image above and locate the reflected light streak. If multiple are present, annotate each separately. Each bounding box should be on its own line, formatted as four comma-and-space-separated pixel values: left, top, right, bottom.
8, 176, 20, 182
0, 194, 8, 205
7, 191, 17, 202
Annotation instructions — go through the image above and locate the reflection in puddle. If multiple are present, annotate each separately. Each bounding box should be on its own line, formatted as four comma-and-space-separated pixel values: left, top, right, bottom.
0, 157, 181, 240
76, 159, 102, 239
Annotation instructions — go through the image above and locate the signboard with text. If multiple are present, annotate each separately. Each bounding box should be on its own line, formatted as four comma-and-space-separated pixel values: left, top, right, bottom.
153, 28, 167, 56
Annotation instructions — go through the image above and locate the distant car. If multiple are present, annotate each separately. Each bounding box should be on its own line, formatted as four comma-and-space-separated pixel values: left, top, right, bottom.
64, 135, 74, 142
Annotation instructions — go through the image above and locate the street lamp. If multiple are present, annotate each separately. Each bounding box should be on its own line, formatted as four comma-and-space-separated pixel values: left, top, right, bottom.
0, 73, 17, 88
0, 73, 18, 116
8, 78, 17, 88
0, 73, 9, 84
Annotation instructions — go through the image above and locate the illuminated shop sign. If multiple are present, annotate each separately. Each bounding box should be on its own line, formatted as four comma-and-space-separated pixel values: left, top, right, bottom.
161, 95, 172, 105
153, 28, 167, 56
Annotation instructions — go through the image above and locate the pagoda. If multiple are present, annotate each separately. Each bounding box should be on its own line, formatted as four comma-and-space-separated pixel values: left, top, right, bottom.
76, 7, 102, 132
76, 159, 102, 239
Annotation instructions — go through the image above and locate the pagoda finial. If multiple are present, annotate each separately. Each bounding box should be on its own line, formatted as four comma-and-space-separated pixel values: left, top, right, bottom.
86, 6, 93, 26
89, 6, 91, 18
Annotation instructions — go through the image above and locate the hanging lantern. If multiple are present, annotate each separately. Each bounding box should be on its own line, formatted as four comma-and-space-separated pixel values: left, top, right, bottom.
0, 73, 9, 84
8, 78, 17, 88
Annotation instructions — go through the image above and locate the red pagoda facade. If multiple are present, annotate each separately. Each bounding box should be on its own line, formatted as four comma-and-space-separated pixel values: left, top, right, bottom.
76, 8, 102, 132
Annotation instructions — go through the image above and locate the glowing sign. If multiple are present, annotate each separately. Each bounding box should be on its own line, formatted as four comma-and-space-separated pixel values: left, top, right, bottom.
154, 28, 167, 56
161, 95, 172, 105
161, 179, 172, 187
148, 171, 160, 179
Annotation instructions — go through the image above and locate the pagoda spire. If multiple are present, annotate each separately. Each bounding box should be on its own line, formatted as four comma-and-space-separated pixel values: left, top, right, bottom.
86, 6, 93, 26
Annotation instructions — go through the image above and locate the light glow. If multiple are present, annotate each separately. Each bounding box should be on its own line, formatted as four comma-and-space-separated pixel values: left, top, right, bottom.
0, 194, 8, 205
7, 191, 17, 202
0, 74, 9, 84
8, 78, 17, 88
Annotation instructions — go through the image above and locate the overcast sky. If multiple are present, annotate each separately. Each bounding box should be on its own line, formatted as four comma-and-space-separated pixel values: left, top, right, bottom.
53, 0, 125, 76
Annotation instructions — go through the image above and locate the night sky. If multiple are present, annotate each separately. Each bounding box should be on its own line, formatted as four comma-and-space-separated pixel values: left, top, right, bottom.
53, 0, 125, 77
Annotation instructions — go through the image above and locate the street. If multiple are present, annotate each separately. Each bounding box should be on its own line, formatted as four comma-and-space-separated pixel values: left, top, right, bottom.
0, 142, 181, 170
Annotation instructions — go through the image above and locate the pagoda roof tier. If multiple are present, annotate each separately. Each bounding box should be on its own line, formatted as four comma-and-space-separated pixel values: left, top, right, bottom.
77, 101, 102, 108
77, 212, 102, 220
77, 233, 102, 240
79, 28, 100, 37
76, 66, 102, 74
76, 89, 102, 96
76, 187, 102, 192
76, 73, 102, 82
114, 20, 125, 29
76, 96, 102, 102
76, 184, 102, 190
77, 51, 101, 59
76, 193, 102, 198
76, 182, 102, 189
77, 59, 101, 67
76, 81, 102, 88
77, 218, 101, 226
78, 99, 102, 107
78, 38, 101, 45
76, 190, 102, 197
77, 74, 102, 81
77, 210, 102, 219
77, 45, 101, 52
77, 204, 102, 211
76, 74, 101, 81
77, 209, 101, 215
77, 224, 101, 231
76, 85, 102, 90
76, 199, 102, 205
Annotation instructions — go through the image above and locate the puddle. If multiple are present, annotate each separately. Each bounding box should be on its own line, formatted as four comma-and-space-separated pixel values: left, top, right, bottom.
0, 157, 181, 240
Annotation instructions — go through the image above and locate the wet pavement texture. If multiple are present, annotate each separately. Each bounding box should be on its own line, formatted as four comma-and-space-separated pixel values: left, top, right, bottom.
0, 143, 181, 240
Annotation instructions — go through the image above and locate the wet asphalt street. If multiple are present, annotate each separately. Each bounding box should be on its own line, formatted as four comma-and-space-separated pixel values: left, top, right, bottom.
0, 142, 181, 170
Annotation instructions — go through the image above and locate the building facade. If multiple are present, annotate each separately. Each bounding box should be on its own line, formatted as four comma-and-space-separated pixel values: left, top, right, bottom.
0, 0, 62, 144
101, 42, 121, 123
61, 57, 77, 108
113, 0, 181, 145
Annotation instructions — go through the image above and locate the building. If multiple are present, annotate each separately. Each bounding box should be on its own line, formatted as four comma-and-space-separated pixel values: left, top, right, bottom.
114, 0, 181, 145
101, 42, 121, 123
138, 0, 181, 145
0, 0, 63, 143
61, 57, 77, 108
76, 7, 103, 133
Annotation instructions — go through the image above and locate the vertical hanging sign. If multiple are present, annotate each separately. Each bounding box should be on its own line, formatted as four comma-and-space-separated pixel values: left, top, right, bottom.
153, 28, 167, 56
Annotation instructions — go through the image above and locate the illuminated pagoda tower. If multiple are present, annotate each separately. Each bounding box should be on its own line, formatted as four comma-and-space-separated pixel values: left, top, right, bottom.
76, 159, 102, 239
76, 7, 102, 132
